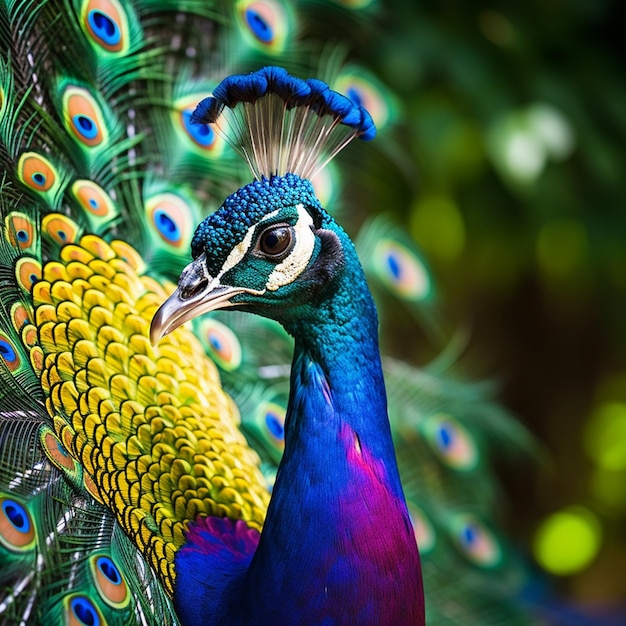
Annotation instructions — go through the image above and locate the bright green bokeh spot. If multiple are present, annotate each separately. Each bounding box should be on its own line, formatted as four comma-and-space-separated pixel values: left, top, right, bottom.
584, 402, 626, 470
410, 195, 465, 261
536, 218, 588, 279
533, 507, 601, 576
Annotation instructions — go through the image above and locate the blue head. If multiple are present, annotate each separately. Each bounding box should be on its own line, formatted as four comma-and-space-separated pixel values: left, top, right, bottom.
151, 67, 374, 341
149, 172, 359, 340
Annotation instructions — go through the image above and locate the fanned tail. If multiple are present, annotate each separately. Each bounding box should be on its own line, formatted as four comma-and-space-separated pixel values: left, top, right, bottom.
0, 0, 544, 624
0, 2, 260, 623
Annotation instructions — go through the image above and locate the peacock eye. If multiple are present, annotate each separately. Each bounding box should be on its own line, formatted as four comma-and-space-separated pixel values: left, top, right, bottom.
258, 225, 293, 259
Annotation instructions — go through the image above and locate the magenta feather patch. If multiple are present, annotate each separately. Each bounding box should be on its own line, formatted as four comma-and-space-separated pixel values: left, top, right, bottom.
184, 516, 260, 562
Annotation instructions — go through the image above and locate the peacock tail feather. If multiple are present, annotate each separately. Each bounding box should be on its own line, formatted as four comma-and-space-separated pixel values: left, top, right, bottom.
0, 0, 541, 624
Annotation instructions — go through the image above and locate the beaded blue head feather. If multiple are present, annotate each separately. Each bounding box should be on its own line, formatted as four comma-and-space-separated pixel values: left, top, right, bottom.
192, 66, 376, 181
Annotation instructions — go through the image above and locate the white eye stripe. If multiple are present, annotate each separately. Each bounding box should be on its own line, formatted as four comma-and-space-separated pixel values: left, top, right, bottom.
266, 205, 315, 291
218, 227, 255, 280
216, 208, 283, 281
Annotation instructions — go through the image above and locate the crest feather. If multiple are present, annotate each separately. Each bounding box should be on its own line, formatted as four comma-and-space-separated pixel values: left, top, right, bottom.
192, 66, 376, 181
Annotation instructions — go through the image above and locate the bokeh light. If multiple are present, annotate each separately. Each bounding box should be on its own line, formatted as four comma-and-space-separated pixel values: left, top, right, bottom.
533, 507, 602, 576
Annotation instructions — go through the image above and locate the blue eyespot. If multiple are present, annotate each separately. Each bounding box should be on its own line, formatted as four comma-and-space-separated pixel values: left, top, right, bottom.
422, 414, 478, 471
437, 423, 454, 449
245, 8, 273, 43
182, 110, 216, 148
346, 86, 363, 107
462, 523, 477, 545
2, 499, 29, 532
451, 514, 501, 567
0, 337, 18, 367
385, 252, 401, 280
209, 334, 222, 352
56, 441, 70, 458
200, 318, 242, 371
70, 596, 100, 626
32, 172, 46, 187
89, 553, 130, 607
0, 495, 36, 551
146, 193, 191, 249
88, 10, 121, 46
265, 410, 285, 440
154, 209, 180, 242
97, 556, 122, 584
72, 114, 98, 140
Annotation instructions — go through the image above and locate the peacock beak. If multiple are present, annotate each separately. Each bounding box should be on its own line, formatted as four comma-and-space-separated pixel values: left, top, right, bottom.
150, 283, 241, 344
150, 255, 263, 344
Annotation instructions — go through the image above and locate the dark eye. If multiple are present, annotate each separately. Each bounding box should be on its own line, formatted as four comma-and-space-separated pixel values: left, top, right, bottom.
258, 225, 293, 258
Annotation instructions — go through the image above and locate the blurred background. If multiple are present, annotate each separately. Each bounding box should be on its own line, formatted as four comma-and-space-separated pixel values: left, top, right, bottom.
301, 0, 626, 620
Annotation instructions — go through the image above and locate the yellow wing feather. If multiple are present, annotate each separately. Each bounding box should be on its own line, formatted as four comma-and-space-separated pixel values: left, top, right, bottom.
25, 232, 270, 595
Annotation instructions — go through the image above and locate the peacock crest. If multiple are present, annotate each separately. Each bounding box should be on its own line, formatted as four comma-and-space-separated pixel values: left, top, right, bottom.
192, 65, 375, 181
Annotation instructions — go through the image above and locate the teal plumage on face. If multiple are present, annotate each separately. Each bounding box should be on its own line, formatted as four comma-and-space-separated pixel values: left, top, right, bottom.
150, 174, 345, 341
214, 202, 320, 301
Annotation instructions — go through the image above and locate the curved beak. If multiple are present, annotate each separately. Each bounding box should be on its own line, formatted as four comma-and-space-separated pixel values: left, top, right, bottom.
150, 255, 262, 344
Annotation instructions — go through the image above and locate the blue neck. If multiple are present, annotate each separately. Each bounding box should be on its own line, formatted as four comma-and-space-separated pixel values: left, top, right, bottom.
229, 231, 423, 623
280, 256, 405, 502
175, 225, 424, 624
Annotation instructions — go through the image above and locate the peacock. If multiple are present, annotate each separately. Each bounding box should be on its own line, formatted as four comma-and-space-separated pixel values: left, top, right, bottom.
0, 1, 540, 625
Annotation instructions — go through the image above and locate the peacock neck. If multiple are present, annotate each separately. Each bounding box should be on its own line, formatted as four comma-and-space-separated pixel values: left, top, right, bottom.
173, 222, 424, 624
282, 259, 404, 499
234, 239, 425, 624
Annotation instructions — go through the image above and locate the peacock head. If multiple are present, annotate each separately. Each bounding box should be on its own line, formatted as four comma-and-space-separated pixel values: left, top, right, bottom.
150, 66, 375, 342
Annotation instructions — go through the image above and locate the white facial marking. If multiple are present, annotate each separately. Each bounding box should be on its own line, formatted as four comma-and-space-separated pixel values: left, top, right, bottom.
266, 205, 315, 291
215, 208, 286, 283
217, 226, 256, 280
